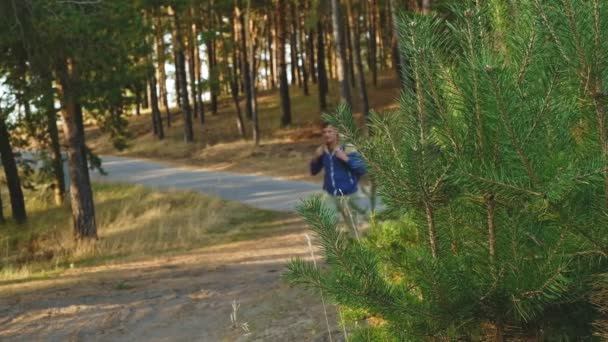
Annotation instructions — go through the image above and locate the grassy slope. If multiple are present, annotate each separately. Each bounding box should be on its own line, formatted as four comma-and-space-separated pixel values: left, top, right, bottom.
87, 72, 401, 181
0, 183, 299, 281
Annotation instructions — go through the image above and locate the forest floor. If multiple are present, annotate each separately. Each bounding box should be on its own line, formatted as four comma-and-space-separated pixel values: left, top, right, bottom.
0, 184, 345, 341
87, 72, 401, 182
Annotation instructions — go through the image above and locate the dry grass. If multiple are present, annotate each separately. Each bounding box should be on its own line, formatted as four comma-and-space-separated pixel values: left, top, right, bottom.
87, 72, 401, 181
0, 183, 294, 281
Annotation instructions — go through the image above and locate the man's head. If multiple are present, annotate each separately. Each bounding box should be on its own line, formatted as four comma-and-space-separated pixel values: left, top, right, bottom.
322, 122, 338, 146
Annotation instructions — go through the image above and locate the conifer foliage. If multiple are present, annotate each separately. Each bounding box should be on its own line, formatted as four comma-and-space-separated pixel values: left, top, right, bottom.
285, 0, 608, 340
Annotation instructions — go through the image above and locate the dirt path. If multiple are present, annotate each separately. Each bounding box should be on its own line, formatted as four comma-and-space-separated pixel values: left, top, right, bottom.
0, 229, 342, 341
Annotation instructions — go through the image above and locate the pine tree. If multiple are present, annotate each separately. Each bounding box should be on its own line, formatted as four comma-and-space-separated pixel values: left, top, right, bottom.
285, 1, 608, 340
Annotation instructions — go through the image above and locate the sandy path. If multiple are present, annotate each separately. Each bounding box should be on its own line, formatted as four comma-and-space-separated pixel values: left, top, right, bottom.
0, 230, 342, 341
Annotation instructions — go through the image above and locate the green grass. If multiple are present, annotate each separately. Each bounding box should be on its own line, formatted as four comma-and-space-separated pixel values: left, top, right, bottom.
0, 182, 293, 282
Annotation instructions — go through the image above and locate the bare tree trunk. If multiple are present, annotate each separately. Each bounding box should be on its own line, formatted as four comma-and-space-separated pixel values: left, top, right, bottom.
194, 21, 205, 124
187, 11, 199, 120
331, 0, 352, 106
326, 24, 335, 80
155, 19, 172, 128
308, 27, 316, 84
298, 6, 309, 96
289, 3, 298, 86
345, 16, 356, 89
268, 16, 276, 89
237, 3, 253, 120
150, 74, 164, 139
135, 88, 142, 116
0, 187, 4, 224
42, 72, 65, 205
56, 57, 97, 239
346, 0, 370, 120
171, 7, 194, 142
207, 4, 218, 115
0, 114, 27, 224
389, 0, 404, 84
229, 24, 247, 139
317, 20, 328, 112
278, 0, 292, 127
246, 9, 260, 145
369, 0, 378, 87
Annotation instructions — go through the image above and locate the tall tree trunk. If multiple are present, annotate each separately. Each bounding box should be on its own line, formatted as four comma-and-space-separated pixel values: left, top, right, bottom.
298, 7, 309, 96
326, 24, 335, 80
229, 24, 247, 139
150, 74, 164, 139
290, 3, 302, 88
272, 16, 279, 88
346, 0, 370, 120
155, 21, 172, 128
56, 57, 96, 239
289, 3, 298, 86
317, 20, 328, 112
389, 0, 404, 83
345, 16, 356, 89
42, 73, 66, 205
207, 4, 218, 115
330, 0, 352, 106
278, 0, 292, 127
0, 115, 27, 223
195, 21, 205, 124
308, 27, 317, 84
246, 9, 260, 145
369, 0, 378, 87
172, 7, 194, 142
135, 88, 142, 116
187, 13, 199, 120
268, 16, 276, 89
237, 4, 253, 120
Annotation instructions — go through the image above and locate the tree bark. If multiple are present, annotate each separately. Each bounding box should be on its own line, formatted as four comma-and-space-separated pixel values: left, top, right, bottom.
155, 19, 172, 128
194, 21, 205, 124
56, 57, 97, 239
422, 0, 431, 14
149, 74, 164, 139
246, 10, 260, 145
268, 15, 276, 89
330, 0, 352, 106
316, 20, 328, 112
172, 7, 194, 142
298, 6, 309, 96
0, 186, 4, 224
389, 0, 404, 84
0, 115, 27, 224
345, 16, 356, 89
187, 13, 200, 121
230, 23, 247, 139
346, 0, 370, 120
369, 0, 378, 87
207, 4, 218, 115
278, 0, 292, 127
237, 4, 253, 120
42, 73, 66, 205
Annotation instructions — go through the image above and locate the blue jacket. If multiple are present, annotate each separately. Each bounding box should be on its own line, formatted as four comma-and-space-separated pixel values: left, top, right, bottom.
310, 145, 367, 196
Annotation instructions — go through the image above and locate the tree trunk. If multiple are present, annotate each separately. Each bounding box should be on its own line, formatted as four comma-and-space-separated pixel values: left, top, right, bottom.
298, 7, 309, 96
308, 28, 316, 84
172, 7, 194, 142
289, 3, 298, 86
268, 16, 276, 89
207, 31, 217, 116
237, 4, 253, 120
42, 74, 66, 205
246, 10, 260, 145
0, 115, 27, 224
330, 0, 352, 106
194, 22, 205, 124
230, 24, 247, 139
278, 0, 292, 127
345, 16, 356, 89
150, 74, 164, 139
346, 0, 370, 120
155, 21, 172, 128
135, 88, 142, 116
56, 57, 97, 239
369, 0, 378, 87
389, 0, 404, 84
317, 20, 328, 112
188, 20, 199, 121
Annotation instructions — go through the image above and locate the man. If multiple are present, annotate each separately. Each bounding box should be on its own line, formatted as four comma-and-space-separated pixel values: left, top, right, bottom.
310, 122, 367, 234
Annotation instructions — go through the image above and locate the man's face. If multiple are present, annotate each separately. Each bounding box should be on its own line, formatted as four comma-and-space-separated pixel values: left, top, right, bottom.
322, 125, 338, 145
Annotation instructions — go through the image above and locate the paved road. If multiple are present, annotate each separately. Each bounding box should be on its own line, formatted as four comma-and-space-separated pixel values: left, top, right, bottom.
91, 155, 327, 212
